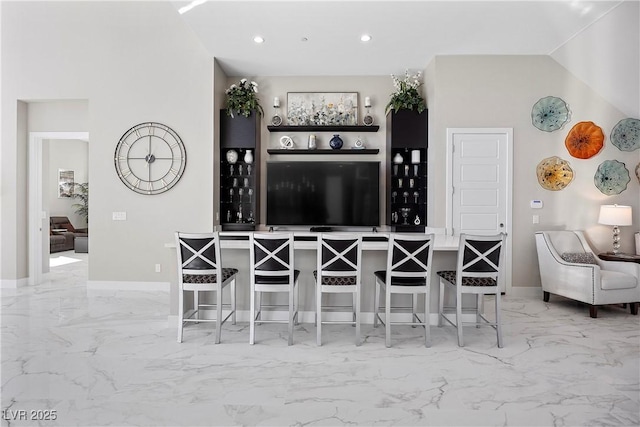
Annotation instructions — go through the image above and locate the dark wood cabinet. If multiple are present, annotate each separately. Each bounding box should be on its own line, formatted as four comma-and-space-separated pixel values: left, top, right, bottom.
386, 110, 428, 232
219, 110, 260, 231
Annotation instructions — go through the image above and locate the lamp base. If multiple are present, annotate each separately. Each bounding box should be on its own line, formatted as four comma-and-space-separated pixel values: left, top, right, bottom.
611, 225, 621, 255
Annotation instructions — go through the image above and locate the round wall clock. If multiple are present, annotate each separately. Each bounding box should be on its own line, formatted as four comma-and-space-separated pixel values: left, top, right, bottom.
114, 122, 187, 195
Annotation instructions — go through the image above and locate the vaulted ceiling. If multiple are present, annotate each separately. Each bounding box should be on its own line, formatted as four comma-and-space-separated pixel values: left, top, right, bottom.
171, 0, 639, 117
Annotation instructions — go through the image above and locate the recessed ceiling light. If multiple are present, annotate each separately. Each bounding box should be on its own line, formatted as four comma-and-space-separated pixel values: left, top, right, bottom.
360, 34, 372, 42
301, 37, 308, 42
253, 36, 265, 44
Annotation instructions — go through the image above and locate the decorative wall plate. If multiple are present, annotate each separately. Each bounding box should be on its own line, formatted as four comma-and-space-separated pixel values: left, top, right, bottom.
536, 156, 574, 191
531, 96, 570, 132
594, 160, 630, 195
610, 118, 640, 151
565, 121, 604, 159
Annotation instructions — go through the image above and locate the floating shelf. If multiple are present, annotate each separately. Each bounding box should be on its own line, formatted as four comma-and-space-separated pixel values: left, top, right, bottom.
267, 149, 379, 155
267, 125, 379, 133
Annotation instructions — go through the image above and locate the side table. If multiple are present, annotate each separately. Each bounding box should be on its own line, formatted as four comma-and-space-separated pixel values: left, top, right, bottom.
598, 253, 640, 263
75, 236, 88, 253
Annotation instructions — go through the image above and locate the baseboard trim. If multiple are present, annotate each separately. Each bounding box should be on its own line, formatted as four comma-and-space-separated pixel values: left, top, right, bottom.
87, 280, 170, 291
1, 277, 29, 289
509, 286, 542, 298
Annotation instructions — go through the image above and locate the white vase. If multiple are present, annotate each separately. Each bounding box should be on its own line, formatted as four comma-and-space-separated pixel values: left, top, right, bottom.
244, 149, 254, 164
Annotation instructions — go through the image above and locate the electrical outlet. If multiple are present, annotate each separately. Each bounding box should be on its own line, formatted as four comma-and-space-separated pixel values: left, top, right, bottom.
155, 264, 161, 273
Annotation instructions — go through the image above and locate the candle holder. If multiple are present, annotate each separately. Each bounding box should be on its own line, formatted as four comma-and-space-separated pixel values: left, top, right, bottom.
271, 98, 282, 126
363, 97, 374, 126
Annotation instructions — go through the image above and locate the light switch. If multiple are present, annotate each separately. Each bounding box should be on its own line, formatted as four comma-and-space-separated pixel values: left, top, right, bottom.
532, 215, 539, 224
112, 212, 127, 221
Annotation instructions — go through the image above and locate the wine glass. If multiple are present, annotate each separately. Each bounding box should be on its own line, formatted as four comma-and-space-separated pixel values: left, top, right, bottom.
400, 207, 411, 225
392, 191, 397, 203
247, 164, 252, 175
404, 165, 410, 177
229, 164, 234, 176
403, 191, 409, 203
238, 188, 244, 200
413, 191, 419, 204
229, 188, 234, 202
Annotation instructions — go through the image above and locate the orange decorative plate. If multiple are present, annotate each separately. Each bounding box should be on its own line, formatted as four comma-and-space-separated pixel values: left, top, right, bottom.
565, 121, 604, 159
536, 156, 574, 191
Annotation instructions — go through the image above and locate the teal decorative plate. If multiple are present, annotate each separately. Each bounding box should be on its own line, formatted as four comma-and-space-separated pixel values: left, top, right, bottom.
594, 160, 630, 195
610, 118, 640, 151
531, 96, 570, 132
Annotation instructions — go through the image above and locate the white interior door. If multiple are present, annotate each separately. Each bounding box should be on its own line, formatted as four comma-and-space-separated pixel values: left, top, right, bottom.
446, 128, 512, 292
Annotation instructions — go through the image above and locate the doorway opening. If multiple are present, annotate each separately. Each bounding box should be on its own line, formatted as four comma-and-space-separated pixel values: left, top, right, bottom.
29, 132, 89, 285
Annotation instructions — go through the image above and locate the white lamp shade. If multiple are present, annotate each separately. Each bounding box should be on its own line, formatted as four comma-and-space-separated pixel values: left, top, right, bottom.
598, 205, 633, 226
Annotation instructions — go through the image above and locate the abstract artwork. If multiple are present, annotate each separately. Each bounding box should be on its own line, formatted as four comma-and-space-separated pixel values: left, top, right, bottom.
287, 92, 358, 126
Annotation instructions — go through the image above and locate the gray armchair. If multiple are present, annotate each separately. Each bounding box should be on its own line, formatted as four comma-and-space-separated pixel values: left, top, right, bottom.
535, 230, 639, 318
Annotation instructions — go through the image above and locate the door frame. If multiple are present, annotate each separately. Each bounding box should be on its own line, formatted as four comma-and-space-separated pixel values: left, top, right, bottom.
28, 131, 89, 285
445, 127, 513, 293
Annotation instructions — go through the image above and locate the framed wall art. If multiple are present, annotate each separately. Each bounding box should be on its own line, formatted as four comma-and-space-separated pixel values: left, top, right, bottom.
287, 92, 358, 126
58, 169, 74, 198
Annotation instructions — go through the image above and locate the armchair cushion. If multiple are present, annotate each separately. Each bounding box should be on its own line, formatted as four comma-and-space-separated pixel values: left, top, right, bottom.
601, 270, 638, 290
560, 252, 597, 265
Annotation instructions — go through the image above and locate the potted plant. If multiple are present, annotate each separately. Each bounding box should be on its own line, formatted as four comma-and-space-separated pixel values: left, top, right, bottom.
225, 78, 264, 118
71, 182, 88, 224
385, 70, 427, 115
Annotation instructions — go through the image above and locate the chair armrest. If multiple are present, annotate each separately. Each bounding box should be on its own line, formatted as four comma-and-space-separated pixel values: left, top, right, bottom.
597, 258, 640, 279
75, 228, 88, 234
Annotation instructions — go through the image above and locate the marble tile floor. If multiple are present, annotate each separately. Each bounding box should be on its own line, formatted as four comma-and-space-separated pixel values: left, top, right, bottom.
1, 251, 639, 427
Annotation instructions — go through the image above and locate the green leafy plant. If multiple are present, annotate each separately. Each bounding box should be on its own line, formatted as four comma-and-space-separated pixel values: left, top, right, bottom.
225, 78, 264, 118
71, 182, 88, 223
385, 70, 427, 115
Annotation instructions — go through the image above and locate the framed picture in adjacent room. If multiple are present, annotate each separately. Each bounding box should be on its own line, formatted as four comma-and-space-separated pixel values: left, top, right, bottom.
58, 169, 74, 198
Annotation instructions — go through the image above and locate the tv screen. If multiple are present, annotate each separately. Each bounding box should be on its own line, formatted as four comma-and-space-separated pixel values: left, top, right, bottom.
267, 161, 380, 227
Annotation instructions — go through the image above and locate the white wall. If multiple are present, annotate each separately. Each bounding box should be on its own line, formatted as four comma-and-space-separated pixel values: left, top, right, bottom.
551, 1, 640, 118
1, 2, 214, 283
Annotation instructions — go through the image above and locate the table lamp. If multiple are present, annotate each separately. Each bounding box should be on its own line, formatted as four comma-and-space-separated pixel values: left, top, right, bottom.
598, 204, 633, 254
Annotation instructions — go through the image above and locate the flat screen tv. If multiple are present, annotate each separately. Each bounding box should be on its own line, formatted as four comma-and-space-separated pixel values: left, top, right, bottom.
266, 161, 380, 228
